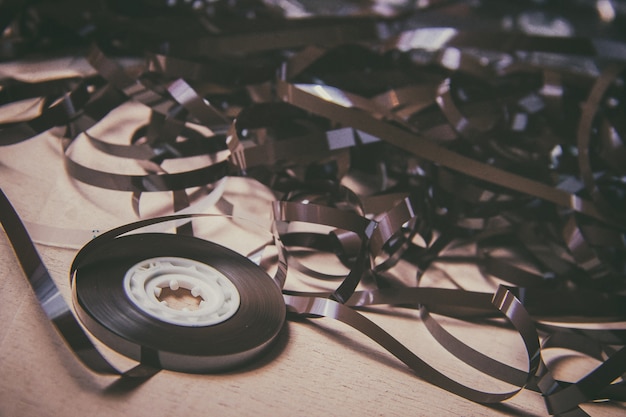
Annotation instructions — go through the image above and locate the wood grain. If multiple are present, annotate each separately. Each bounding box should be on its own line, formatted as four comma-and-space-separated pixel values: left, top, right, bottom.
1, 61, 623, 417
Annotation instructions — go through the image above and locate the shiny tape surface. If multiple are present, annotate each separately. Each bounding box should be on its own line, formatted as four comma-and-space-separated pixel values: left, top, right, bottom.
2, 1, 626, 415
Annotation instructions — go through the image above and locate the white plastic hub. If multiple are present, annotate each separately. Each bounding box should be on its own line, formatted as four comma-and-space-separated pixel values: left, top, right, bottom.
123, 257, 240, 327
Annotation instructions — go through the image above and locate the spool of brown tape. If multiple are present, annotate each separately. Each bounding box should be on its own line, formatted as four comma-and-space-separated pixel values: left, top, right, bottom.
71, 232, 286, 373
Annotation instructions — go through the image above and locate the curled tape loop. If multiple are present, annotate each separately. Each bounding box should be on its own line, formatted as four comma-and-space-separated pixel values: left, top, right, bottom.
2, 1, 626, 415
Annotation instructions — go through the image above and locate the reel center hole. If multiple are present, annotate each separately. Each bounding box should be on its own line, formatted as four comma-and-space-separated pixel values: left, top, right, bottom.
124, 257, 241, 326
157, 286, 203, 311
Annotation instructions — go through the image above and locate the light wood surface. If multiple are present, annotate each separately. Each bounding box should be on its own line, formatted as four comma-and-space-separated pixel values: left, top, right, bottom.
0, 60, 623, 417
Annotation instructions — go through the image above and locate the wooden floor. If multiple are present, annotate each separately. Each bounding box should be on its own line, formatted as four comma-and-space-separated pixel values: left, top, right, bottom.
1, 57, 624, 417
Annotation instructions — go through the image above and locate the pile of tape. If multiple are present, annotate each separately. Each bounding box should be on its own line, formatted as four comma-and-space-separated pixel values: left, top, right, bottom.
1, 1, 625, 415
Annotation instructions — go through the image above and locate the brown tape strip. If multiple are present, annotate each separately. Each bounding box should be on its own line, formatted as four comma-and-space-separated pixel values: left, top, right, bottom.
576, 63, 626, 222
0, 189, 159, 377
283, 285, 540, 404
276, 78, 620, 227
